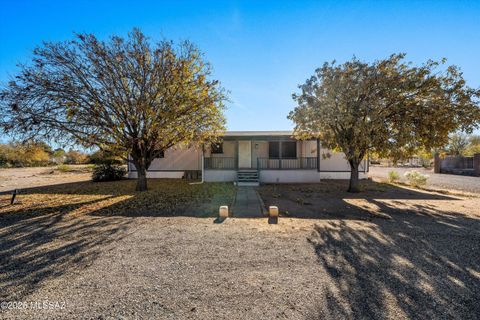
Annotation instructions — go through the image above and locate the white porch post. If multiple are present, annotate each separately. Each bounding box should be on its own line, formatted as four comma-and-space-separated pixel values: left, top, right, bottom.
317, 138, 321, 172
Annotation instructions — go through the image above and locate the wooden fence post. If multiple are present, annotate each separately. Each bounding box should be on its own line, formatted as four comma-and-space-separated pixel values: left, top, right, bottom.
10, 189, 17, 205
434, 153, 441, 174
473, 153, 480, 177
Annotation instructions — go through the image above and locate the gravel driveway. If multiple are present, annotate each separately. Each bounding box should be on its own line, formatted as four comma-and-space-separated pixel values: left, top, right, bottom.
1, 184, 479, 319
369, 166, 480, 194
0, 167, 91, 193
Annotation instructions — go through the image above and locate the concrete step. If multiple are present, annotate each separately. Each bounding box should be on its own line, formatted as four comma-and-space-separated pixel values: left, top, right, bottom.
237, 181, 260, 187
237, 170, 259, 184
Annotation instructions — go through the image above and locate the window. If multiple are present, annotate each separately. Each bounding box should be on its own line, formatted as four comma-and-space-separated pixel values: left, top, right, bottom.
268, 141, 297, 158
211, 142, 223, 154
281, 141, 297, 158
268, 142, 280, 158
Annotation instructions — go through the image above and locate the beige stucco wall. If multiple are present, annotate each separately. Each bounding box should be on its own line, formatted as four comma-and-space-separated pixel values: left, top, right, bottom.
319, 148, 367, 172
136, 145, 201, 171
297, 140, 367, 172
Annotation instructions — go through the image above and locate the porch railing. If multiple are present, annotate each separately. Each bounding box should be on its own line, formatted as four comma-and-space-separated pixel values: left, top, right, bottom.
204, 157, 236, 169
257, 157, 318, 170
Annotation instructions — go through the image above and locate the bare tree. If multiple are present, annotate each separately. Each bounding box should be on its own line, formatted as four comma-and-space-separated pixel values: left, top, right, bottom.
0, 29, 227, 191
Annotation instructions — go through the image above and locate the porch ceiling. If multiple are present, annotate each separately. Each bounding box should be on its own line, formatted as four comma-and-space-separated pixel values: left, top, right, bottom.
222, 131, 298, 141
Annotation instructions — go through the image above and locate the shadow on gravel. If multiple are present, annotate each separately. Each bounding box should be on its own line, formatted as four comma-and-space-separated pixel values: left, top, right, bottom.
268, 216, 278, 224
306, 209, 480, 319
258, 180, 480, 318
0, 199, 131, 301
213, 216, 226, 224
0, 179, 235, 301
258, 180, 460, 220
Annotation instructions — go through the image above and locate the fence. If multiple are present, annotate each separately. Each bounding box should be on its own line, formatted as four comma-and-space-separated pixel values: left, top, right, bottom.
435, 154, 480, 176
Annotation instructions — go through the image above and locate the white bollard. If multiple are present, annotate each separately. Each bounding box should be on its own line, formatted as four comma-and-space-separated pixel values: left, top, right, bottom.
219, 206, 229, 218
269, 206, 279, 217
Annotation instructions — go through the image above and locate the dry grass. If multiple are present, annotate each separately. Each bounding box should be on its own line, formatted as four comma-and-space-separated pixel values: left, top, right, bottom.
53, 164, 94, 173
0, 179, 236, 217
258, 180, 478, 220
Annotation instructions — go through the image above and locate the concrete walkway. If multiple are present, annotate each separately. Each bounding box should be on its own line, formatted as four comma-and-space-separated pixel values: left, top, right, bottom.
232, 187, 263, 218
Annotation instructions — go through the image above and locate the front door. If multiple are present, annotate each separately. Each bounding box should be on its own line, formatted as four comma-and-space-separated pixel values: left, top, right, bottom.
238, 141, 252, 168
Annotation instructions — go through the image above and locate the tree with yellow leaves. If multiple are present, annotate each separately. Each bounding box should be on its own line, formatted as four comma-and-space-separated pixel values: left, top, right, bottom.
289, 54, 480, 192
0, 29, 226, 191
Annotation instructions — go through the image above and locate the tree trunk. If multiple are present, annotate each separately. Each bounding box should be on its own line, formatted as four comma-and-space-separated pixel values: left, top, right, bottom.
348, 160, 360, 193
134, 162, 148, 191
131, 151, 153, 192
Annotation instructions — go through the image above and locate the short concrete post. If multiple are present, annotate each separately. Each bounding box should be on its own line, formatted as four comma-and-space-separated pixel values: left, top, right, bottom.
473, 153, 480, 177
269, 206, 279, 218
219, 206, 229, 218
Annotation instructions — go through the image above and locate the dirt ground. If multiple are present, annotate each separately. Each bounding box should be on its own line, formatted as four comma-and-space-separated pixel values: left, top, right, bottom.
0, 178, 479, 319
369, 166, 480, 194
0, 166, 91, 193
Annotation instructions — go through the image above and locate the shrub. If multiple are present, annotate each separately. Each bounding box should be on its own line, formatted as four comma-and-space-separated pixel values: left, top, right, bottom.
64, 150, 88, 164
57, 164, 73, 172
388, 171, 400, 183
92, 163, 126, 182
404, 170, 429, 187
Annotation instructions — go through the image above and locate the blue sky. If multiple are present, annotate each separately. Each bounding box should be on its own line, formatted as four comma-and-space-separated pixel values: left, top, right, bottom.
1, 0, 479, 132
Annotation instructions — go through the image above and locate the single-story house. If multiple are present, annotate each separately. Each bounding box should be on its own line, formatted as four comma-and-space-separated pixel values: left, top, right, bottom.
127, 131, 368, 185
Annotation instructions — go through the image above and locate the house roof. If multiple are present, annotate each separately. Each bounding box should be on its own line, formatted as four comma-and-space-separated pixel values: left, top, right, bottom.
223, 131, 293, 137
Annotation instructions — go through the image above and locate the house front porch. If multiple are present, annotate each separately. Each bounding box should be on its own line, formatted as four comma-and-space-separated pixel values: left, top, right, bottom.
202, 132, 368, 183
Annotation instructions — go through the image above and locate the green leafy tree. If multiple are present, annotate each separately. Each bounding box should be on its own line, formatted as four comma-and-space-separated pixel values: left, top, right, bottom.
34, 141, 53, 156
64, 149, 88, 164
289, 54, 480, 192
446, 133, 469, 156
52, 148, 66, 164
0, 141, 51, 167
0, 29, 226, 191
0, 144, 9, 166
23, 142, 51, 165
465, 135, 480, 156
87, 149, 123, 165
